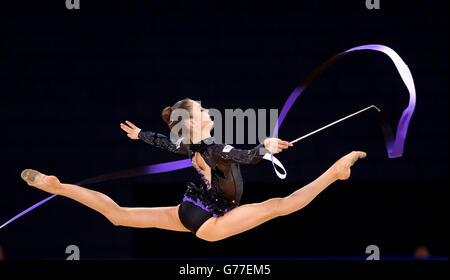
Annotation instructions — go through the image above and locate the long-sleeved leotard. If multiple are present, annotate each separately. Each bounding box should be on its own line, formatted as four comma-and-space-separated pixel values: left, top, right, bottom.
137, 130, 190, 155
138, 129, 268, 234
138, 130, 266, 207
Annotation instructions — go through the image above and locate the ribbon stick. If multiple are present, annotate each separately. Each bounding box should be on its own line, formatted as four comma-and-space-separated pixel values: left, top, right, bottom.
290, 105, 380, 144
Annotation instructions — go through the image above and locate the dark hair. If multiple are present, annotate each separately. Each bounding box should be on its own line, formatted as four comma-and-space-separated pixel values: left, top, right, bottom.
161, 98, 193, 136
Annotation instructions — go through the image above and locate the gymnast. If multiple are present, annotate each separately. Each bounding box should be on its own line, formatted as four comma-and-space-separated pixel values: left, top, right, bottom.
20, 98, 366, 242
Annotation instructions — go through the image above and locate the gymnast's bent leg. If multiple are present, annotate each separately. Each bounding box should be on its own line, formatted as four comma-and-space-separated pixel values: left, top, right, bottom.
20, 170, 189, 232
195, 151, 366, 242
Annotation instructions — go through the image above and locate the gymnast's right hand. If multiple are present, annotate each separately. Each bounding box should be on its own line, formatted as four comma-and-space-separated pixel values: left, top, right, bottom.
120, 120, 142, 140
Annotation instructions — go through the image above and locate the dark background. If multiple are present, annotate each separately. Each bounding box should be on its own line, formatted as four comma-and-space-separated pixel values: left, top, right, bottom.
0, 0, 447, 260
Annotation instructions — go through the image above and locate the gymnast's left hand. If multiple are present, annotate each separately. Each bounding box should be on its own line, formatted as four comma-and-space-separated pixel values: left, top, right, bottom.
263, 138, 293, 154
120, 120, 142, 140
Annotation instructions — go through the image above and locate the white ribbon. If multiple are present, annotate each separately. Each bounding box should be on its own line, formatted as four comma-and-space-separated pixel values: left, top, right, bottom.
263, 153, 287, 179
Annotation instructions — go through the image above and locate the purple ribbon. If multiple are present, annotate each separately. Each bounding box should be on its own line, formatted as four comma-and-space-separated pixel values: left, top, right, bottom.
0, 159, 193, 230
272, 44, 416, 158
0, 44, 416, 230
0, 194, 58, 230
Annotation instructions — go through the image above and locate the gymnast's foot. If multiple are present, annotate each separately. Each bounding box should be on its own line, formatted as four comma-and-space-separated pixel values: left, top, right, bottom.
21, 169, 62, 194
332, 151, 367, 180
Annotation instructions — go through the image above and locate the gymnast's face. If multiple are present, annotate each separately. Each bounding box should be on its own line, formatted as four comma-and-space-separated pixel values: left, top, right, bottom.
189, 100, 214, 135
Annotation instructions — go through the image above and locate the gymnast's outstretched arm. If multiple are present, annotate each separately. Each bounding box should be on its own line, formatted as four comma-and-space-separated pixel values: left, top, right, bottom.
120, 120, 189, 155
212, 138, 293, 165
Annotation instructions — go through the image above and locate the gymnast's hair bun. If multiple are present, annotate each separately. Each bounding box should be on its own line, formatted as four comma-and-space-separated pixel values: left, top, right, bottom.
161, 106, 173, 124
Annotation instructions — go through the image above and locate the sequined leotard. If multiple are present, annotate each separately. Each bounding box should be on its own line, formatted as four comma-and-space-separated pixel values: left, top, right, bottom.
138, 130, 266, 234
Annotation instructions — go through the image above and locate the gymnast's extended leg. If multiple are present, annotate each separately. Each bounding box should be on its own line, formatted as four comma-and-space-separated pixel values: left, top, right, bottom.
20, 170, 189, 232
195, 151, 366, 242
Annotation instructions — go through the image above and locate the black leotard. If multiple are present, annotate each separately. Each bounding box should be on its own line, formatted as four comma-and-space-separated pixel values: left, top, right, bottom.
138, 130, 266, 234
